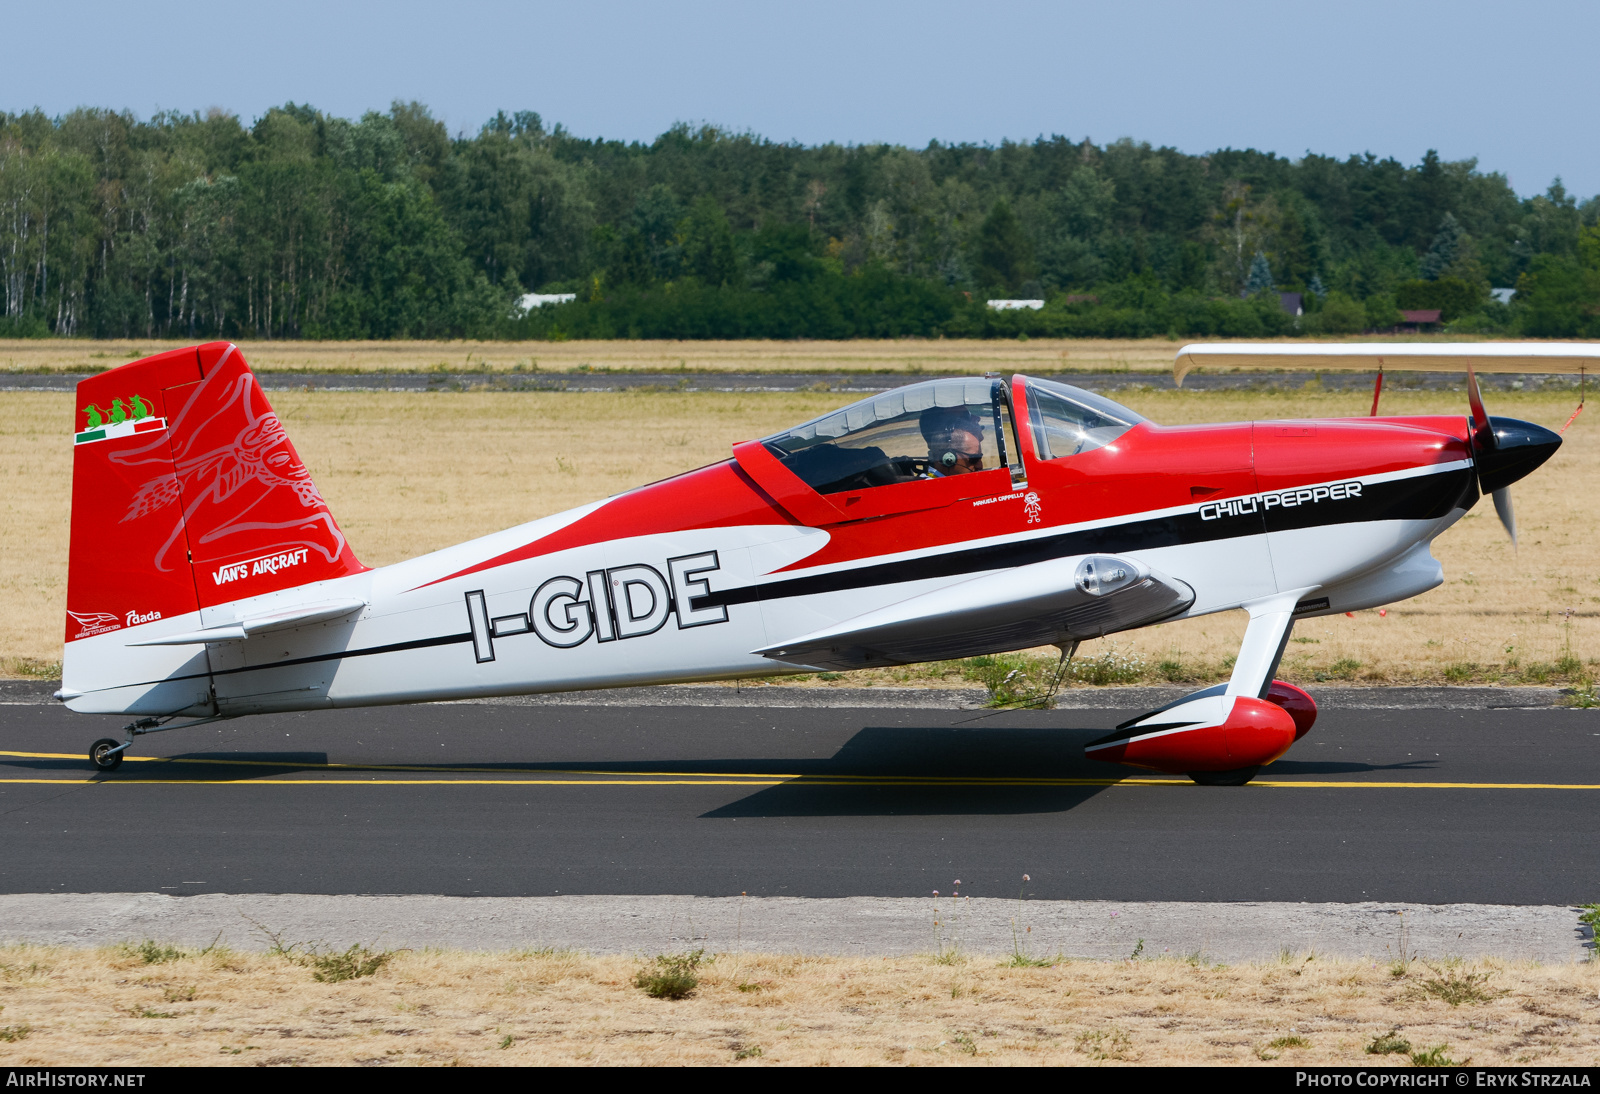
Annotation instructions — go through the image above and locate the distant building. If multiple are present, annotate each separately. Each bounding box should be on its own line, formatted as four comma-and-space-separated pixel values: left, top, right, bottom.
1491, 288, 1516, 305
1398, 309, 1442, 330
987, 299, 1045, 311
1279, 292, 1303, 317
516, 292, 577, 314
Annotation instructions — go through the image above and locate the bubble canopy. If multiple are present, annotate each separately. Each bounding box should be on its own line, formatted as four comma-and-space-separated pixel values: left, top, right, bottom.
762, 377, 1015, 494
760, 376, 1147, 495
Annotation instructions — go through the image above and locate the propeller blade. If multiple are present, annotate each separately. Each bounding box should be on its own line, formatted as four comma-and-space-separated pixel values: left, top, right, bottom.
1492, 487, 1517, 546
1466, 363, 1495, 450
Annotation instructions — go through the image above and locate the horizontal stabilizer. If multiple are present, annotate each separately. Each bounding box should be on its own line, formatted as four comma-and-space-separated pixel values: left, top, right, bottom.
1174, 341, 1600, 385
756, 554, 1193, 670
127, 598, 367, 646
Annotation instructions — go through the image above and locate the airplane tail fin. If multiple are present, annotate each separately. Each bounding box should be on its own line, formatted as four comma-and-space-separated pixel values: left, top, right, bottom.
63, 343, 366, 706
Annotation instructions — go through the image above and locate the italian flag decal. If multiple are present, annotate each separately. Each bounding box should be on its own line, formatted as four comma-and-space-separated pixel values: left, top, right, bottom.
75, 395, 166, 445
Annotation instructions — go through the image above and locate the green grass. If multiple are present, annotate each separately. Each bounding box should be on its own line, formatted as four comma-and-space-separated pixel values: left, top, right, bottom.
243, 920, 394, 983
1580, 904, 1600, 953
1563, 681, 1599, 708
1321, 658, 1363, 681
1266, 1035, 1309, 1050
633, 949, 705, 1000
1074, 1026, 1132, 1061
1366, 1028, 1410, 1055
1414, 965, 1503, 1006
1000, 951, 1055, 968
1409, 1043, 1469, 1066
125, 940, 185, 965
962, 647, 1151, 707
0, 658, 60, 680
309, 944, 394, 983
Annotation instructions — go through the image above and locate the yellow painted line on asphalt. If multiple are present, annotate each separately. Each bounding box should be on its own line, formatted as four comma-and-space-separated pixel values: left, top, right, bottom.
0, 750, 1183, 785
0, 749, 796, 781
0, 778, 794, 786
0, 775, 1152, 787
7, 750, 1600, 790
1252, 780, 1600, 789
5, 774, 1600, 789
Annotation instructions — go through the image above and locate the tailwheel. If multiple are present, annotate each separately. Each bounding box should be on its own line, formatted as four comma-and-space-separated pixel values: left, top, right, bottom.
89, 738, 124, 771
1187, 766, 1260, 786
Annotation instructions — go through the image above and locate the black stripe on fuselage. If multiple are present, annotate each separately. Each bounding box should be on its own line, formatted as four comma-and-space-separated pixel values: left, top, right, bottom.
208, 630, 475, 679
113, 630, 475, 692
697, 465, 1474, 610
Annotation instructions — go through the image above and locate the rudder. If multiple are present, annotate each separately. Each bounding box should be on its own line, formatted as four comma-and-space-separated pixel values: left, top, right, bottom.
63, 343, 366, 707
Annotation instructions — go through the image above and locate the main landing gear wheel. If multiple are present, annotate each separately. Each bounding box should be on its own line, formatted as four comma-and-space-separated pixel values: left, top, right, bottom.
1187, 766, 1260, 786
89, 738, 124, 771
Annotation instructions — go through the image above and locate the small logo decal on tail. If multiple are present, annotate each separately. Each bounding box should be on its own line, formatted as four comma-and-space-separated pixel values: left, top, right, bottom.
75, 394, 166, 445
66, 610, 122, 638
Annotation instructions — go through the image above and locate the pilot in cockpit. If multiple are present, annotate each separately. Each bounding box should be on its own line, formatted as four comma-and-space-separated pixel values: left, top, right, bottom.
919, 405, 986, 476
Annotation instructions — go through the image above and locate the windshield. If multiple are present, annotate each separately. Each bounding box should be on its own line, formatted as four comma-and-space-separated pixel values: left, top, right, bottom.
763, 378, 1018, 494
1023, 377, 1146, 460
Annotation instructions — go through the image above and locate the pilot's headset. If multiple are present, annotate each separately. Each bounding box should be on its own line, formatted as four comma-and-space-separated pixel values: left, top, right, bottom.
919, 406, 983, 469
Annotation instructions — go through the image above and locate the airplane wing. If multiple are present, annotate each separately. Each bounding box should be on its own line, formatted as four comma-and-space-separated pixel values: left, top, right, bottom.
756, 554, 1193, 670
1174, 341, 1600, 385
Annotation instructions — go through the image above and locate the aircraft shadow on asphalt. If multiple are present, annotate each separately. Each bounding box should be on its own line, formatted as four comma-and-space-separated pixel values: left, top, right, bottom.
702, 727, 1442, 818
5, 726, 1432, 801
704, 725, 1137, 818
147, 752, 333, 779
1267, 759, 1437, 775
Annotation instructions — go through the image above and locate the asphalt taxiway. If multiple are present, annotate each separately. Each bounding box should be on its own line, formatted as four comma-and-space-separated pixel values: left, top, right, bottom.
2, 688, 1595, 905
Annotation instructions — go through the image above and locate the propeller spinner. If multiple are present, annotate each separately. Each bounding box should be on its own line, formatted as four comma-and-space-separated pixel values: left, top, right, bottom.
1466, 365, 1562, 544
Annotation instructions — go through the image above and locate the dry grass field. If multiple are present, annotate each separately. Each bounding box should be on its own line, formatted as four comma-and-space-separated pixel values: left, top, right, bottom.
0, 943, 1595, 1066
0, 334, 1514, 376
0, 383, 1593, 688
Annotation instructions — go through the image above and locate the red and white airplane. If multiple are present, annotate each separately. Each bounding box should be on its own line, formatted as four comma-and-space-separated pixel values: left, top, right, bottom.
59, 341, 1585, 784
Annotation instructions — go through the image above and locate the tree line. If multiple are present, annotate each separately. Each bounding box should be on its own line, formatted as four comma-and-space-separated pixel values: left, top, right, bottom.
2, 102, 1598, 341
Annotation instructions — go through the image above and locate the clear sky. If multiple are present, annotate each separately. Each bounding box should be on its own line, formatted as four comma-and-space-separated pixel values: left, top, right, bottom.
6, 0, 1596, 199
